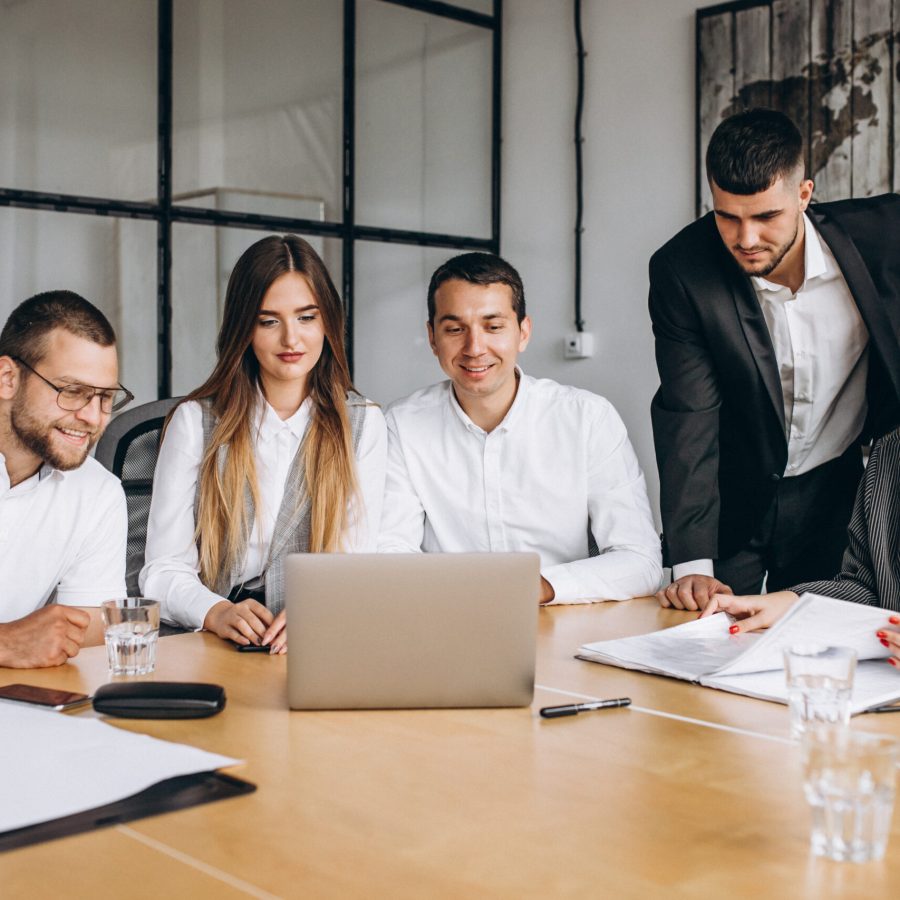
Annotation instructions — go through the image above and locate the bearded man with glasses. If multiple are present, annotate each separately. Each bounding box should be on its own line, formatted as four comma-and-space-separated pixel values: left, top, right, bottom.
0, 290, 130, 667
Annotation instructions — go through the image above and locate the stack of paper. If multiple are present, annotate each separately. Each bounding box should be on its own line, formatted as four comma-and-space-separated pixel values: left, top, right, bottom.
577, 594, 900, 714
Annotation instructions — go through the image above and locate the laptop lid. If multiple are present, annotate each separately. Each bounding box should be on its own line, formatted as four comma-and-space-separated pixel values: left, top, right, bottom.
286, 553, 540, 710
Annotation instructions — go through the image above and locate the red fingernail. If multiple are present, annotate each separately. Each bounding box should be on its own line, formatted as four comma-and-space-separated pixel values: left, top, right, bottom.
877, 632, 887, 639
881, 639, 891, 648
890, 617, 900, 625
729, 624, 740, 635
889, 658, 898, 667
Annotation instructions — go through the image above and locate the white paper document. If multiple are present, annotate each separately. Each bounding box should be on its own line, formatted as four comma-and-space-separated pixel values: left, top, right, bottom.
578, 594, 900, 714
0, 704, 239, 833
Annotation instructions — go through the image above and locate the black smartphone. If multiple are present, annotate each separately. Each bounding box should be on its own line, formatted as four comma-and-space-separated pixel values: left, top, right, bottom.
235, 643, 271, 653
0, 683, 91, 711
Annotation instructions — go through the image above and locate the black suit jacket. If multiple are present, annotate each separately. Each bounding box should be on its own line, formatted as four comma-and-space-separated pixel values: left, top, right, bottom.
649, 193, 900, 567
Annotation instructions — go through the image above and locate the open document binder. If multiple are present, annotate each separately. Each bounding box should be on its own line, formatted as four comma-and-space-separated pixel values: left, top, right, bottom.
577, 594, 900, 713
0, 702, 253, 853
0, 771, 255, 853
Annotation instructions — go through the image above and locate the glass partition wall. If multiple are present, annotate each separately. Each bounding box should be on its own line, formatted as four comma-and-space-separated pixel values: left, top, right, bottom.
0, 0, 500, 406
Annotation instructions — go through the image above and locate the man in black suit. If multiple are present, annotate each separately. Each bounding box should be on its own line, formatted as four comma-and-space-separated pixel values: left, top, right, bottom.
650, 108, 900, 611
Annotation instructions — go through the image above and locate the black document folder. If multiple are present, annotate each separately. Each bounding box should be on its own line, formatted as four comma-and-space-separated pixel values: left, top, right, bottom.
0, 771, 255, 853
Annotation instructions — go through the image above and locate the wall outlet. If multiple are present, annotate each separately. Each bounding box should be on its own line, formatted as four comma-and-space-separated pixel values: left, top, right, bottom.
564, 332, 595, 359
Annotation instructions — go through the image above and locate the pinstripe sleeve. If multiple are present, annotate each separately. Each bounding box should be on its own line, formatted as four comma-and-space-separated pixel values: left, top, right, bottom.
790, 432, 899, 610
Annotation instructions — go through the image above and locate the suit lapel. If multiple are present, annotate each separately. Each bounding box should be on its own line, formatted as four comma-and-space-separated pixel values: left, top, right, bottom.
726, 256, 786, 436
811, 207, 900, 400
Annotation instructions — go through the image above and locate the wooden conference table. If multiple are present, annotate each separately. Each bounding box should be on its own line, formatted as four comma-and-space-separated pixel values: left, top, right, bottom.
4, 599, 900, 898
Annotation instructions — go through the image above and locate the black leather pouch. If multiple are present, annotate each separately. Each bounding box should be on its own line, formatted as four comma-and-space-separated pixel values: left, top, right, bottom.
92, 682, 226, 719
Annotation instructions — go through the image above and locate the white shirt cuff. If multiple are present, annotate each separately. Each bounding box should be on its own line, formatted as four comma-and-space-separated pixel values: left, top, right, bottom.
671, 558, 715, 580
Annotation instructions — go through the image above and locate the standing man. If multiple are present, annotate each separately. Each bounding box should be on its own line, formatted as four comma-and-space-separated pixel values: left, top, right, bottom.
0, 291, 130, 667
379, 252, 662, 604
651, 108, 900, 610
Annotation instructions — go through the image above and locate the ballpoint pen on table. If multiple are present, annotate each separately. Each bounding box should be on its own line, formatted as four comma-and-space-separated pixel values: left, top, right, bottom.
539, 697, 631, 718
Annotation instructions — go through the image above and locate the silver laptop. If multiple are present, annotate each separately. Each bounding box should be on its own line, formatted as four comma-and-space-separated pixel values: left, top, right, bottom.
285, 553, 540, 710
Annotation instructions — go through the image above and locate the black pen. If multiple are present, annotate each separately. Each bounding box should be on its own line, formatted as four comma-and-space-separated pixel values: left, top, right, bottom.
540, 697, 631, 718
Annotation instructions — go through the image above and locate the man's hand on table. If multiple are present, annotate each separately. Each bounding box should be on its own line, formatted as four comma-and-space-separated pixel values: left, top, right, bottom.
0, 605, 90, 668
656, 574, 733, 612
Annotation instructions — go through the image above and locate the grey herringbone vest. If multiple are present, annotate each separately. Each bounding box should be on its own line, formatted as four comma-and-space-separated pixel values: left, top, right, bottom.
196, 393, 367, 615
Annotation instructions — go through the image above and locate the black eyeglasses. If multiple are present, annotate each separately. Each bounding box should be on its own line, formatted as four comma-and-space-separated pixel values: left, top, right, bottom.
13, 357, 134, 414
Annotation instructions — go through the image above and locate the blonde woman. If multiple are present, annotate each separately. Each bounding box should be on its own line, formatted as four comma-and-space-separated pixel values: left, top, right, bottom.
141, 235, 385, 652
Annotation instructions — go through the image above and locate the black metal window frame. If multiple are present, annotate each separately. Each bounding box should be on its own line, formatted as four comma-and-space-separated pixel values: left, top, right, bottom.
0, 0, 502, 397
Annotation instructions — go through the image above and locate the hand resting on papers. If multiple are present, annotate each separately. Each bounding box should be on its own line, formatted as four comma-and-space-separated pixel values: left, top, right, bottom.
877, 617, 900, 667
699, 590, 799, 632
702, 591, 900, 667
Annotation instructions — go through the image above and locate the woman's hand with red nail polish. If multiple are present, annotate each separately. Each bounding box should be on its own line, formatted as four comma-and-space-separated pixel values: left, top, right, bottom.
880, 625, 900, 666
707, 590, 799, 635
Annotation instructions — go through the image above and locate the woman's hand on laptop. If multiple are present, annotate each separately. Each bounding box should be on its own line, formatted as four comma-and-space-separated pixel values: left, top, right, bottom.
204, 599, 273, 646
699, 590, 799, 633
262, 610, 287, 655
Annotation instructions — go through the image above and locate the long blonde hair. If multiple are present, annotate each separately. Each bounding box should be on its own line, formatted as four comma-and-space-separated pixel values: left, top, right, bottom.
177, 235, 358, 589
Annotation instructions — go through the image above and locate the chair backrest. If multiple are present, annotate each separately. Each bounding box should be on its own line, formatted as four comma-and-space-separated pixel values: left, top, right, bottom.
95, 397, 182, 596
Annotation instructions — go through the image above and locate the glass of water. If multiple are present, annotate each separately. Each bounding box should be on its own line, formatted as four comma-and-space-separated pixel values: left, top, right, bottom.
101, 598, 160, 676
802, 726, 899, 862
784, 644, 856, 739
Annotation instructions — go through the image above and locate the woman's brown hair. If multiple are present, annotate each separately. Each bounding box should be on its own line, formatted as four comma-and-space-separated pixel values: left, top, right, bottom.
181, 235, 358, 588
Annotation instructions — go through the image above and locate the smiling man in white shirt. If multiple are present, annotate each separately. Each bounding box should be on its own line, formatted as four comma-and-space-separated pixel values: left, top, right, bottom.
379, 253, 662, 604
0, 291, 129, 667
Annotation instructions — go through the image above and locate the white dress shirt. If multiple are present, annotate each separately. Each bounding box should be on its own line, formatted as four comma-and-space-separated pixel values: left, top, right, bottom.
0, 454, 127, 622
674, 214, 869, 581
140, 395, 387, 629
378, 372, 662, 603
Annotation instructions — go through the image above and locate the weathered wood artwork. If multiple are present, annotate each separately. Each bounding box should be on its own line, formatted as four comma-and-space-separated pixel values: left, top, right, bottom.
697, 0, 900, 214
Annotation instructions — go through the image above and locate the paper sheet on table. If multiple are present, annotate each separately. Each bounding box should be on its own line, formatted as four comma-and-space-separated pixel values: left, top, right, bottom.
0, 704, 239, 833
703, 660, 900, 714
577, 611, 760, 680
714, 594, 890, 676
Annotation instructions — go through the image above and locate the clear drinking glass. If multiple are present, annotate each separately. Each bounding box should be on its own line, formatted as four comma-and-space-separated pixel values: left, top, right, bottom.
802, 726, 899, 862
784, 644, 856, 739
101, 598, 160, 676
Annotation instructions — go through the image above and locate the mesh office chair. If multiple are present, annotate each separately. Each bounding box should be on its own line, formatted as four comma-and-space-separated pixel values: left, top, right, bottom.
95, 397, 182, 597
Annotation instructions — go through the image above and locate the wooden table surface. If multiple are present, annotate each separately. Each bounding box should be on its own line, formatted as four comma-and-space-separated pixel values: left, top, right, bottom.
4, 599, 900, 898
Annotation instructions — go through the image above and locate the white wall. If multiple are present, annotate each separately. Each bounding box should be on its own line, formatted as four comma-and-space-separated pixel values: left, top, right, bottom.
0, 0, 703, 525
502, 0, 701, 523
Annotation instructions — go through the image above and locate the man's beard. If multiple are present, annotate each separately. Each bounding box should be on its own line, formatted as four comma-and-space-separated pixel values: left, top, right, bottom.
10, 395, 98, 471
733, 220, 799, 278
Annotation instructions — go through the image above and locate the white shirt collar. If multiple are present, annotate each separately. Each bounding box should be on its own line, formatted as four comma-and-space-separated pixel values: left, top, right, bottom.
752, 212, 831, 295
0, 450, 64, 493
255, 390, 312, 443
446, 367, 529, 435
